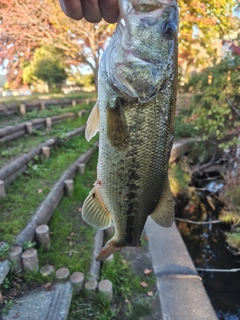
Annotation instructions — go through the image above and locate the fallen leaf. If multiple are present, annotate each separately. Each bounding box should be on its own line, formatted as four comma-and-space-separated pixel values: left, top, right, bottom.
42, 282, 52, 289
125, 299, 130, 303
78, 207, 82, 213
144, 236, 149, 241
38, 189, 43, 194
140, 281, 148, 288
147, 291, 153, 297
144, 268, 152, 275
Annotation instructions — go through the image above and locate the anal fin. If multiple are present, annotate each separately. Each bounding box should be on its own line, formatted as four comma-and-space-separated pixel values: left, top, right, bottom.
150, 179, 175, 227
85, 102, 100, 141
82, 184, 112, 230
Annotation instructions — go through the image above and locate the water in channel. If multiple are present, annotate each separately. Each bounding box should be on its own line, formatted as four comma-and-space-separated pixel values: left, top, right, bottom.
176, 215, 240, 319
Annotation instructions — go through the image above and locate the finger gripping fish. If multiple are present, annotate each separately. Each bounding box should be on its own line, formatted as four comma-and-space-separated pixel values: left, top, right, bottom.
82, 0, 178, 261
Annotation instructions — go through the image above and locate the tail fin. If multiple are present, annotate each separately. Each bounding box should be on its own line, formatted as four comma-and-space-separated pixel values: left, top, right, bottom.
96, 237, 122, 261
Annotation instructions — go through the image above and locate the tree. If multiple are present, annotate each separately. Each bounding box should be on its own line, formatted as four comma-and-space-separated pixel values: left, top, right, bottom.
0, 0, 238, 88
188, 56, 240, 149
178, 0, 239, 80
22, 46, 67, 91
0, 0, 114, 89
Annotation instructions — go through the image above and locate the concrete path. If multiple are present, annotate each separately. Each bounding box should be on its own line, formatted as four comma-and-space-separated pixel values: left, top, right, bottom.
3, 282, 72, 320
145, 218, 218, 320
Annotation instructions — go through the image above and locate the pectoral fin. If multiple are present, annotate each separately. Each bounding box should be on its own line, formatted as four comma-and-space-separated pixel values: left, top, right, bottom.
107, 98, 129, 150
150, 179, 175, 227
85, 102, 100, 141
82, 184, 112, 230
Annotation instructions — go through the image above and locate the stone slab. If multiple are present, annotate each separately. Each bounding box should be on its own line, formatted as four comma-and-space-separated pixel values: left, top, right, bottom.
89, 230, 103, 280
0, 260, 10, 285
3, 282, 73, 320
145, 218, 198, 277
156, 276, 217, 320
145, 218, 217, 320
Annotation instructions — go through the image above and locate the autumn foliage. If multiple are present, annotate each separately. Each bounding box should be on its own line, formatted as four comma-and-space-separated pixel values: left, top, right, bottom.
0, 0, 238, 88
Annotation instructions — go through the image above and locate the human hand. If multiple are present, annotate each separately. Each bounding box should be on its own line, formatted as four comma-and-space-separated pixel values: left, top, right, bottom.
60, 0, 119, 23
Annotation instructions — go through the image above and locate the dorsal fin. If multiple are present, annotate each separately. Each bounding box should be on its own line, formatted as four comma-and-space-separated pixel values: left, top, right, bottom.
85, 102, 100, 141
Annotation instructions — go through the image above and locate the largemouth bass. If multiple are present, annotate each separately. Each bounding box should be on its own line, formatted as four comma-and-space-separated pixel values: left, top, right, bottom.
82, 0, 178, 261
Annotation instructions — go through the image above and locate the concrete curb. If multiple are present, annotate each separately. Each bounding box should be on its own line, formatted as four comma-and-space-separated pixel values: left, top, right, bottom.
145, 218, 218, 320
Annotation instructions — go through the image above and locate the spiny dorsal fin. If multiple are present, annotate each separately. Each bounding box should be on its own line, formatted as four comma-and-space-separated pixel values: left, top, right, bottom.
82, 184, 112, 230
150, 179, 175, 227
85, 102, 100, 141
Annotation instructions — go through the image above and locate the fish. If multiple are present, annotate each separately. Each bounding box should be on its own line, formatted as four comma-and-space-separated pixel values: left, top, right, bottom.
82, 0, 179, 261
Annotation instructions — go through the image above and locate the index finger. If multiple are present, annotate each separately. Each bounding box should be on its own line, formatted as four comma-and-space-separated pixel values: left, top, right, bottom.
60, 0, 84, 20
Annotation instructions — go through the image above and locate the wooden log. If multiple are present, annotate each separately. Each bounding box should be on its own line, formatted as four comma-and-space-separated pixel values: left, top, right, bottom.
35, 224, 51, 250
15, 146, 98, 245
0, 129, 26, 144
5, 165, 27, 186
0, 123, 26, 138
31, 118, 45, 128
0, 138, 55, 181
64, 125, 85, 140
51, 113, 75, 124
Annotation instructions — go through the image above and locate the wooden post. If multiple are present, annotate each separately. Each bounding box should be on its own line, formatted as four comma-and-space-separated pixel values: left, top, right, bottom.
9, 245, 23, 273
19, 104, 26, 114
25, 122, 33, 134
22, 249, 39, 272
46, 117, 52, 130
56, 267, 70, 280
35, 224, 51, 250
98, 280, 113, 302
78, 163, 85, 175
40, 102, 46, 110
0, 180, 6, 198
64, 179, 74, 197
70, 272, 84, 294
42, 146, 50, 158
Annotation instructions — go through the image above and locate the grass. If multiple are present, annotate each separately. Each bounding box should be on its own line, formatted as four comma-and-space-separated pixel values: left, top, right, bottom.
0, 112, 89, 168
0, 101, 94, 127
37, 153, 98, 275
69, 253, 157, 320
0, 91, 96, 104
0, 134, 98, 243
